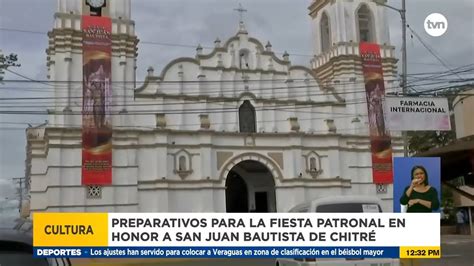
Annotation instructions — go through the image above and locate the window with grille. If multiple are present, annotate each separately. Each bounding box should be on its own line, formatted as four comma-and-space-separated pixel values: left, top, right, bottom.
87, 186, 102, 199
376, 184, 387, 194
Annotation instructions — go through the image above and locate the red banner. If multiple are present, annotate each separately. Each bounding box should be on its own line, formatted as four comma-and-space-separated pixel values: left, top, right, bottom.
82, 16, 112, 185
359, 43, 393, 184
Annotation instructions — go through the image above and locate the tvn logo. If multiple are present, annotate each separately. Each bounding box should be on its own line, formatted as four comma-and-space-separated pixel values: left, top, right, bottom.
424, 13, 448, 37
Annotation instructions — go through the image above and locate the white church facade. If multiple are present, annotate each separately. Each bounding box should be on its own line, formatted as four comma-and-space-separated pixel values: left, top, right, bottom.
26, 0, 402, 214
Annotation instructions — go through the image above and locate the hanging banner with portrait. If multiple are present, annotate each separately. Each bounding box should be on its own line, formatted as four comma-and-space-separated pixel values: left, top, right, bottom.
360, 43, 393, 184
82, 15, 112, 185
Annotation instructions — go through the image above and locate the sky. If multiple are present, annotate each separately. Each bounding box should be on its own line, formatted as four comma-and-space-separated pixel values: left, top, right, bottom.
0, 0, 473, 216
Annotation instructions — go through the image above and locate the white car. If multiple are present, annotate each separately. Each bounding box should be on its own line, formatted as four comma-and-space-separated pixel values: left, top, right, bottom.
275, 196, 400, 266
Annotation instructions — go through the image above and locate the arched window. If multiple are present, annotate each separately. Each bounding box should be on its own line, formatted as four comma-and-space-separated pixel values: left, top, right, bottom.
357, 5, 374, 42
174, 150, 193, 178
305, 151, 323, 178
179, 156, 186, 171
320, 12, 331, 53
239, 100, 256, 133
239, 49, 251, 69
310, 157, 317, 171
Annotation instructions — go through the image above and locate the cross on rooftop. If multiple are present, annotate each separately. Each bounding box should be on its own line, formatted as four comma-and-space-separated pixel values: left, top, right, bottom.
234, 3, 247, 23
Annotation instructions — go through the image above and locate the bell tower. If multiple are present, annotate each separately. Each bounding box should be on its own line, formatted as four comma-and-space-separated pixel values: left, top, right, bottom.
47, 0, 137, 126
309, 0, 398, 83
308, 0, 399, 134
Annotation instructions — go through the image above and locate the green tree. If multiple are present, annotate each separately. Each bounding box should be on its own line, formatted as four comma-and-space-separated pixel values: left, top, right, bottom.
0, 53, 21, 81
441, 185, 455, 225
408, 130, 456, 154
408, 94, 457, 154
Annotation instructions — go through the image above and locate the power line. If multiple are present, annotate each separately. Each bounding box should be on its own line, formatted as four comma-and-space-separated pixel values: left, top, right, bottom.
2, 70, 471, 101
0, 100, 369, 116
0, 27, 312, 58
0, 86, 381, 100
0, 77, 457, 101
407, 25, 468, 81
4, 69, 55, 88
0, 121, 373, 134
2, 89, 472, 110
407, 62, 473, 67
2, 116, 366, 129
405, 64, 474, 76
0, 81, 470, 108
2, 25, 473, 64
0, 76, 405, 100
2, 71, 470, 99
2, 91, 473, 116
406, 66, 474, 86
4, 64, 473, 86
0, 80, 466, 101
1, 69, 387, 87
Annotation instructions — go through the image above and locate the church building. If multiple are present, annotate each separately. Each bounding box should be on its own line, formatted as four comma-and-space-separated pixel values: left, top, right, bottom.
26, 0, 402, 214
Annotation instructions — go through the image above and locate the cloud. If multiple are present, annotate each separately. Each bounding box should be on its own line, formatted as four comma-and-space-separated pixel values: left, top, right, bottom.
0, 179, 19, 222
0, 0, 473, 186
0, 178, 15, 198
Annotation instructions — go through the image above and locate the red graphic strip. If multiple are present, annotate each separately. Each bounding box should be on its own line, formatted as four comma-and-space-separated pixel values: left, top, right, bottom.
360, 43, 393, 184
82, 16, 112, 185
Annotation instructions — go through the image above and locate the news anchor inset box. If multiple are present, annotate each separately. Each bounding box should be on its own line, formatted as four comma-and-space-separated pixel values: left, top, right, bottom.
393, 157, 441, 213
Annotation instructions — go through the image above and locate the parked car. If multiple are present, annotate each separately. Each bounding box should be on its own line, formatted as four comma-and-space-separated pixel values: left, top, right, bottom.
0, 217, 70, 266
276, 196, 400, 266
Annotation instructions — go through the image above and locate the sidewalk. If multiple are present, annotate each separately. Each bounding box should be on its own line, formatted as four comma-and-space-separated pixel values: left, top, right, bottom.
441, 234, 474, 244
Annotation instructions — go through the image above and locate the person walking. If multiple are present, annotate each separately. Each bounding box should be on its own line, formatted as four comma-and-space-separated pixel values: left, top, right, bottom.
456, 209, 466, 234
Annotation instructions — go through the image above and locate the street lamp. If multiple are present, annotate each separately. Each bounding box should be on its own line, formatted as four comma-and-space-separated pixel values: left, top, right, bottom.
373, 0, 408, 157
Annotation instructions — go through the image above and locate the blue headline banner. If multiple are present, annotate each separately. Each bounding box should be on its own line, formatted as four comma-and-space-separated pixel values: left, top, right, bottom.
34, 246, 399, 258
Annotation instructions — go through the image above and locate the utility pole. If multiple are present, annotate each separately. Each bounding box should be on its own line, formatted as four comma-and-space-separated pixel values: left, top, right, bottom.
12, 177, 25, 213
374, 0, 408, 156
401, 0, 408, 157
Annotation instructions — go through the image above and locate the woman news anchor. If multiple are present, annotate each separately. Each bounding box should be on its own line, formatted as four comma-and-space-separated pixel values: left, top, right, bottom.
400, 165, 440, 213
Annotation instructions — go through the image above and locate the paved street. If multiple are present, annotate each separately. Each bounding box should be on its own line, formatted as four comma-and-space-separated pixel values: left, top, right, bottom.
419, 234, 474, 266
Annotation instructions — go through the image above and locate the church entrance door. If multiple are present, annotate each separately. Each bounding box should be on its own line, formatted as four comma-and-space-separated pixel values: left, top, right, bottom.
225, 160, 276, 213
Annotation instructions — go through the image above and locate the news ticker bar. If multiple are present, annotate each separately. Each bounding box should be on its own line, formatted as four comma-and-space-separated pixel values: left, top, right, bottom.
33, 213, 440, 247
33, 246, 440, 259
